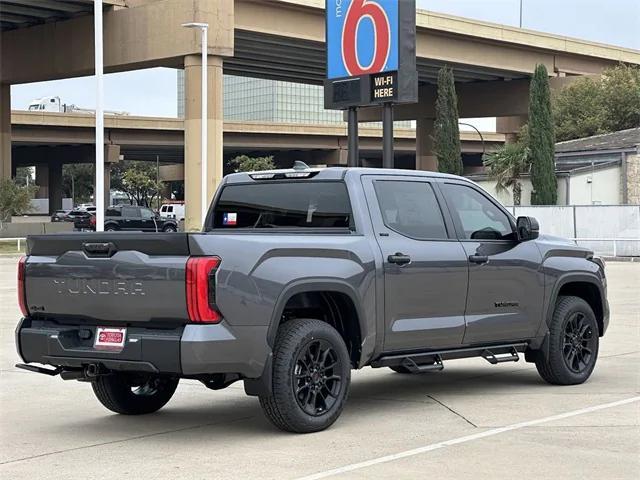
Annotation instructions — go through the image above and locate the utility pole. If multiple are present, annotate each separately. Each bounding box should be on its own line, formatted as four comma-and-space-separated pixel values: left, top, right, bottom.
94, 0, 104, 231
382, 103, 394, 169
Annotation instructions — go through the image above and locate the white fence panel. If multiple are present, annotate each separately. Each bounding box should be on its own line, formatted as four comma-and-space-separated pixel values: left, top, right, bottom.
509, 205, 640, 256
513, 206, 575, 238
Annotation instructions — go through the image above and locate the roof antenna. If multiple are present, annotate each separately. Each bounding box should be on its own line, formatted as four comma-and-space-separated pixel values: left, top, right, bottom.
293, 160, 310, 171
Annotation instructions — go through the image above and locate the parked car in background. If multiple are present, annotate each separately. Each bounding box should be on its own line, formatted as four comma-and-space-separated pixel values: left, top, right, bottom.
66, 209, 92, 223
74, 205, 178, 232
50, 210, 71, 222
159, 203, 185, 222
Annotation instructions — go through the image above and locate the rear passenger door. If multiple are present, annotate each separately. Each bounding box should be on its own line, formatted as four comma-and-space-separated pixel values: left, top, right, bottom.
140, 207, 158, 231
121, 206, 141, 230
362, 176, 469, 352
439, 181, 544, 344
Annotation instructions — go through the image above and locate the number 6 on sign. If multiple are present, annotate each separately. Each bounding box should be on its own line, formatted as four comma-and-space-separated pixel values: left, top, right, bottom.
326, 0, 399, 79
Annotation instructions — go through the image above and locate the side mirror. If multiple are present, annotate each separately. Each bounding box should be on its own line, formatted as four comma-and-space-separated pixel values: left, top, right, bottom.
516, 216, 539, 241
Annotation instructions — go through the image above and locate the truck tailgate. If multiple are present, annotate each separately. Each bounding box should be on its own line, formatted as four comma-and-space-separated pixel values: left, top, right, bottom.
25, 233, 190, 325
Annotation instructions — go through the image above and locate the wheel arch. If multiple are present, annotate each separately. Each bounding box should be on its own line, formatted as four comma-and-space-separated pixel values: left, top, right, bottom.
267, 280, 366, 368
547, 274, 605, 336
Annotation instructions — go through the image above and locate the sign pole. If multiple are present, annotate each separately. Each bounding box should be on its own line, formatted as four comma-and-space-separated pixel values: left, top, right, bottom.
382, 103, 394, 169
347, 107, 359, 167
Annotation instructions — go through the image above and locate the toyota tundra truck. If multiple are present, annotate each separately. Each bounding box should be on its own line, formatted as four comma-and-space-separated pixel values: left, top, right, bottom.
15, 167, 609, 433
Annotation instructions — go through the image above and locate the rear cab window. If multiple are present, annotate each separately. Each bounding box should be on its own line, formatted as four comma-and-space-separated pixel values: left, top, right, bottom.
210, 181, 353, 231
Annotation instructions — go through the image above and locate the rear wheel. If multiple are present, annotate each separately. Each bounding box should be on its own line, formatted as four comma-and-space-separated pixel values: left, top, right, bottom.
259, 319, 351, 433
536, 296, 599, 385
105, 225, 117, 232
163, 225, 177, 233
92, 373, 179, 415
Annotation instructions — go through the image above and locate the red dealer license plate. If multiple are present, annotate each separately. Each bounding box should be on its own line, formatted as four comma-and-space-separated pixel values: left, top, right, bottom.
94, 327, 127, 351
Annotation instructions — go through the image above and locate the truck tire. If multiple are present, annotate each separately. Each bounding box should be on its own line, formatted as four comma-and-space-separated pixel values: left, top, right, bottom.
92, 373, 179, 415
259, 319, 351, 433
535, 296, 599, 385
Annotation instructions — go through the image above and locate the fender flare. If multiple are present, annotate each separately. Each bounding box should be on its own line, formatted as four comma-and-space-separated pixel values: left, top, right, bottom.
544, 272, 605, 329
266, 278, 368, 350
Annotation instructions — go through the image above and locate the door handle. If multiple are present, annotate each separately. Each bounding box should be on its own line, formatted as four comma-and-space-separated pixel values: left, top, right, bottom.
469, 255, 489, 264
388, 253, 411, 266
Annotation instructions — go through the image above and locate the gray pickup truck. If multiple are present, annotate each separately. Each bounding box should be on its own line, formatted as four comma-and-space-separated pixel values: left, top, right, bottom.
15, 167, 609, 433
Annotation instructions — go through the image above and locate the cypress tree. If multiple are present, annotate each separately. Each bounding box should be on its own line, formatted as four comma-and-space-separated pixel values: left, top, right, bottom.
529, 64, 557, 204
434, 67, 463, 175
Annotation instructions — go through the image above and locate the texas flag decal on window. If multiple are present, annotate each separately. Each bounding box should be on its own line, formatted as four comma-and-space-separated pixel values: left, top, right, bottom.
223, 212, 237, 226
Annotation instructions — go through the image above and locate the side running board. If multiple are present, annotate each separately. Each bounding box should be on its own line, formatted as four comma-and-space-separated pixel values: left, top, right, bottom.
371, 343, 526, 373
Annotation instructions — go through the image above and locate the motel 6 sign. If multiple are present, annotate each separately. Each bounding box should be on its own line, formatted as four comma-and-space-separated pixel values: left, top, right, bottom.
324, 0, 417, 110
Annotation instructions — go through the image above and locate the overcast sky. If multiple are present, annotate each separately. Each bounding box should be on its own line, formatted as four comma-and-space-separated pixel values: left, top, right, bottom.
11, 0, 640, 129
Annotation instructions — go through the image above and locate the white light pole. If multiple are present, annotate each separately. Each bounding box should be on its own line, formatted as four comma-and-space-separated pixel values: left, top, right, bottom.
182, 22, 209, 225
94, 0, 105, 231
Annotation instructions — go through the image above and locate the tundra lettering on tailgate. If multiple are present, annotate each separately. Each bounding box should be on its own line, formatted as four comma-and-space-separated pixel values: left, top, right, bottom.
53, 279, 146, 296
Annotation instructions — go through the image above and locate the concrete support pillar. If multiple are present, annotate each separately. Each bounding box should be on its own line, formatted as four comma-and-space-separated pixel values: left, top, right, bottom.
497, 115, 528, 144
416, 117, 437, 171
104, 144, 120, 208
35, 164, 49, 198
184, 54, 224, 231
0, 83, 11, 181
48, 161, 63, 214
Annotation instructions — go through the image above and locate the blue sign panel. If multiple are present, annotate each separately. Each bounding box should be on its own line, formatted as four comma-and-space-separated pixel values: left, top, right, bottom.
326, 0, 399, 79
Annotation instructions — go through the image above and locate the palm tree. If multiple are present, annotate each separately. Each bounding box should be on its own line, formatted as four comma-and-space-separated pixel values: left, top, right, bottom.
483, 142, 531, 205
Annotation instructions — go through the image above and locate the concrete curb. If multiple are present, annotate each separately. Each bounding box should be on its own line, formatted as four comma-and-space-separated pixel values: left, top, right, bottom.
601, 256, 640, 262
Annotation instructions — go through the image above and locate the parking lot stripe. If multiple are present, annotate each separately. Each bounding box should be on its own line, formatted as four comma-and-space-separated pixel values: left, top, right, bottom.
297, 396, 640, 480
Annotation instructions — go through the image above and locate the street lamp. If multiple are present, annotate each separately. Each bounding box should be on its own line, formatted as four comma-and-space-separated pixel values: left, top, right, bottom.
181, 22, 209, 225
458, 122, 485, 156
94, 0, 104, 231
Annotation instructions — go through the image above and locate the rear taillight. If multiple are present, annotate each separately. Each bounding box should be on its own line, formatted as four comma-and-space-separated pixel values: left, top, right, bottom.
17, 256, 29, 317
186, 256, 222, 323
90, 215, 96, 226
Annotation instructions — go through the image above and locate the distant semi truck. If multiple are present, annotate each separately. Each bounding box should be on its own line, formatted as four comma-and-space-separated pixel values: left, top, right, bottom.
27, 96, 129, 116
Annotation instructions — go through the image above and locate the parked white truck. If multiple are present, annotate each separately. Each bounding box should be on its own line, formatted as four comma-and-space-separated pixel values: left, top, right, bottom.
27, 96, 128, 116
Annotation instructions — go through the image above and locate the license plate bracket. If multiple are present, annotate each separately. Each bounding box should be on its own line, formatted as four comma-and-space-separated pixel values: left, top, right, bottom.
94, 327, 127, 351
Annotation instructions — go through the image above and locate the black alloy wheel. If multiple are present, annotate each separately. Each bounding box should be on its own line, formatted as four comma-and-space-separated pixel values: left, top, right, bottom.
293, 339, 343, 416
562, 311, 597, 374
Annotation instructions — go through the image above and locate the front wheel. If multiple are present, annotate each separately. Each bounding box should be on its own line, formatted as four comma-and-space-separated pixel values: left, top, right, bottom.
163, 225, 177, 233
259, 319, 351, 433
535, 296, 599, 385
92, 373, 179, 415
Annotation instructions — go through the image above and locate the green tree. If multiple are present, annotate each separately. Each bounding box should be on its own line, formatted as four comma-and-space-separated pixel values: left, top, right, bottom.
483, 132, 531, 205
111, 161, 162, 207
62, 164, 95, 205
554, 65, 640, 141
529, 64, 557, 205
14, 167, 34, 187
554, 77, 605, 141
600, 64, 640, 132
433, 66, 462, 175
0, 178, 38, 223
228, 155, 275, 172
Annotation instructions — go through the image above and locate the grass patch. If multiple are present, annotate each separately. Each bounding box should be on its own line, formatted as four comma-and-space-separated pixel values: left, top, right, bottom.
0, 241, 25, 254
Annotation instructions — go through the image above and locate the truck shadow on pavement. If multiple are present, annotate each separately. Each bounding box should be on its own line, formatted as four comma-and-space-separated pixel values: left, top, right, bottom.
56, 366, 549, 439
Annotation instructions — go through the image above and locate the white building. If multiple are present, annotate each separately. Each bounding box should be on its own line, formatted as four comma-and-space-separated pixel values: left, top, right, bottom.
472, 128, 640, 206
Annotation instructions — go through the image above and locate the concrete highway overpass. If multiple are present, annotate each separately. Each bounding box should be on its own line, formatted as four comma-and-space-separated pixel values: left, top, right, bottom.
2, 0, 639, 228
10, 111, 503, 210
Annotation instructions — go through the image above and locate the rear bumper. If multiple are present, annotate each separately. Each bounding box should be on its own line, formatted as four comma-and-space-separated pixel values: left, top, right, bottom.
16, 318, 270, 379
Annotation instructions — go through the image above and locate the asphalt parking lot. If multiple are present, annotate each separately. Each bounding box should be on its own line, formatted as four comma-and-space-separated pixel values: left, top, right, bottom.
1, 255, 638, 480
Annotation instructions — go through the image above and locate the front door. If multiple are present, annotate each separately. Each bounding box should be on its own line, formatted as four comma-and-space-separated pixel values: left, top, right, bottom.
363, 176, 469, 352
439, 181, 544, 344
